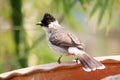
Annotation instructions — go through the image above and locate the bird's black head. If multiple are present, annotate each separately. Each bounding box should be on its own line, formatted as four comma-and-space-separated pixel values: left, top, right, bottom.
36, 13, 55, 27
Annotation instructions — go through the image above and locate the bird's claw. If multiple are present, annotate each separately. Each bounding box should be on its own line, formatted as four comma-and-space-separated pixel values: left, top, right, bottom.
57, 55, 62, 64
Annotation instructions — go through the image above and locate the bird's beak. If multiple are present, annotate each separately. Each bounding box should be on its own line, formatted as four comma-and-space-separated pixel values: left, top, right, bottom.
36, 22, 42, 25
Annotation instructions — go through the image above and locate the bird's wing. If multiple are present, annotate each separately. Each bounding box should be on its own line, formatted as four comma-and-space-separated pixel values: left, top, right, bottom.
49, 29, 84, 50
68, 33, 85, 50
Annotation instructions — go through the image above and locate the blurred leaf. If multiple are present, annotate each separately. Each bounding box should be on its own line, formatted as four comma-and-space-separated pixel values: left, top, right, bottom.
25, 33, 45, 53
89, 0, 101, 18
62, 0, 69, 13
78, 0, 88, 10
97, 0, 108, 26
66, 13, 81, 31
108, 0, 114, 24
52, 0, 61, 12
106, 0, 114, 34
78, 0, 87, 12
118, 0, 120, 5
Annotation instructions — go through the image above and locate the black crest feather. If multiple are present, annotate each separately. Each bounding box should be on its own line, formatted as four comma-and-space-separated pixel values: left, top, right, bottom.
40, 13, 55, 27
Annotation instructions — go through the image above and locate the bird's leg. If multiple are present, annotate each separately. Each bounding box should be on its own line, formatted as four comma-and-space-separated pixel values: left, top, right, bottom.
75, 58, 80, 64
57, 55, 62, 64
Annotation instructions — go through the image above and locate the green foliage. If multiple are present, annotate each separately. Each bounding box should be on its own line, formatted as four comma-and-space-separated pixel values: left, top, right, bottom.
97, 0, 108, 26
0, 0, 118, 73
108, 0, 114, 24
89, 0, 114, 30
52, 0, 115, 31
10, 0, 22, 26
90, 0, 101, 18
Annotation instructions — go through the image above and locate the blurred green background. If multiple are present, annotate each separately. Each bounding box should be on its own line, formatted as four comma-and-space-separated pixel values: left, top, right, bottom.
0, 0, 120, 73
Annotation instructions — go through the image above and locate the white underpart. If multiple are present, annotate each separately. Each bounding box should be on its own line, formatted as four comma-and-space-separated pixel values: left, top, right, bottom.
68, 47, 85, 55
48, 21, 61, 29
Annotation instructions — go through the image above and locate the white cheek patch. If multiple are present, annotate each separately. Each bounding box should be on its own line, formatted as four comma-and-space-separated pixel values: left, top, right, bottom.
68, 47, 85, 55
48, 21, 59, 28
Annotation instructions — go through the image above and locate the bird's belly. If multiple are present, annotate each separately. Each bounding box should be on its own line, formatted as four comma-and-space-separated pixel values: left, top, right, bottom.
48, 41, 68, 55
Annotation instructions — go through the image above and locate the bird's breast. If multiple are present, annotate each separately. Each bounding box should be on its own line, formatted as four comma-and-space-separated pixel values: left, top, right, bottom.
48, 39, 68, 56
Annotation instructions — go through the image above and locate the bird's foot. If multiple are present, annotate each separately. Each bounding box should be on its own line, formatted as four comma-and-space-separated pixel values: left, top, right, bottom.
57, 55, 62, 64
73, 58, 80, 64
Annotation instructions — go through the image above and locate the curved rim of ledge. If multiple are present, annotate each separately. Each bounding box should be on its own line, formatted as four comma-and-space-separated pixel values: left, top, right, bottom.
0, 55, 120, 80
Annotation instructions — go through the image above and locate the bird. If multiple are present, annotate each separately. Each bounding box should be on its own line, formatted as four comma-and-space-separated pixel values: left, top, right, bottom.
36, 13, 105, 72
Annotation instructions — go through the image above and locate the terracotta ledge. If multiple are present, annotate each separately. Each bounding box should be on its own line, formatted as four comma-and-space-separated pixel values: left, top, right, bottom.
0, 55, 120, 80
102, 74, 120, 80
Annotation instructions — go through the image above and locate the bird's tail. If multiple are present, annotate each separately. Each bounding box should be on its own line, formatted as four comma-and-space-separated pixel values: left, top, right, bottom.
68, 47, 105, 72
76, 53, 105, 72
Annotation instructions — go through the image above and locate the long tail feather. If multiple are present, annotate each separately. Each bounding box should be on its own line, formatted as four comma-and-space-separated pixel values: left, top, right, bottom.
77, 53, 105, 72
68, 47, 105, 72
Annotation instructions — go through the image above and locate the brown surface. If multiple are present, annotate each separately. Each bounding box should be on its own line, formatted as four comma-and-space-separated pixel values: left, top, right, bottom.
102, 74, 120, 80
0, 55, 120, 80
